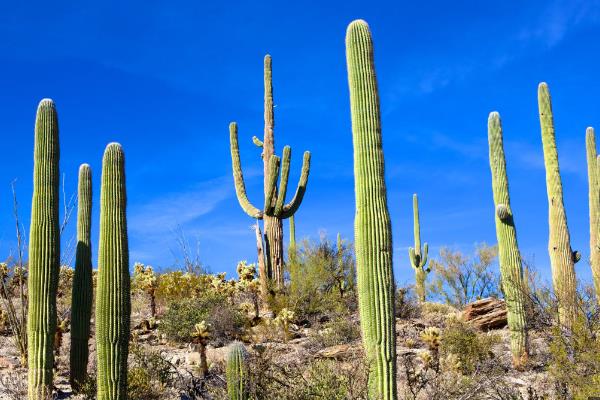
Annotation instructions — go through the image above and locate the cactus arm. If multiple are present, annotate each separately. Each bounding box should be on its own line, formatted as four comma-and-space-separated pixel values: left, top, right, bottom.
252, 136, 264, 148
412, 194, 421, 253
538, 83, 579, 326
273, 146, 291, 216
263, 155, 280, 214
28, 99, 60, 400
69, 164, 93, 392
279, 151, 311, 219
346, 19, 397, 400
230, 122, 264, 219
421, 242, 429, 268
488, 111, 529, 367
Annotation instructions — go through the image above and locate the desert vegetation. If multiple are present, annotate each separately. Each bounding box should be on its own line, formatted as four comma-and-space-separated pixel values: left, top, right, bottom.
0, 18, 599, 400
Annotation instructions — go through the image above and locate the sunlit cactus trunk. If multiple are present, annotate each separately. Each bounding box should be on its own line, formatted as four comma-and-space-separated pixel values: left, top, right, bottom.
229, 55, 311, 295
69, 164, 93, 391
586, 127, 600, 303
487, 112, 529, 368
408, 194, 429, 302
96, 143, 131, 400
28, 98, 60, 400
538, 83, 579, 327
346, 19, 397, 400
226, 342, 249, 400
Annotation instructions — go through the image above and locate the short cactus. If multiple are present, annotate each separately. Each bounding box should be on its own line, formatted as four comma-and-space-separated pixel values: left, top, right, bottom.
586, 127, 600, 302
70, 164, 93, 391
409, 194, 429, 302
538, 83, 579, 326
226, 342, 249, 400
28, 98, 60, 400
230, 55, 311, 292
487, 112, 529, 367
346, 19, 397, 400
96, 143, 131, 400
192, 321, 211, 376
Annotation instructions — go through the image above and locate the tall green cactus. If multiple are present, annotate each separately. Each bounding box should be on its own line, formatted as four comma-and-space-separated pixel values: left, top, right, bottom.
408, 194, 429, 302
586, 127, 600, 302
226, 342, 249, 400
70, 164, 93, 391
346, 19, 397, 400
28, 98, 60, 400
230, 55, 311, 292
487, 112, 529, 367
96, 143, 131, 400
538, 83, 580, 326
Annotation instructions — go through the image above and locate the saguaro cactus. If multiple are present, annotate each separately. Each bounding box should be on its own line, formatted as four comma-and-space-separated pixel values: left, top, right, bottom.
586, 127, 600, 302
487, 112, 529, 367
226, 342, 249, 400
70, 164, 93, 391
346, 19, 397, 400
409, 194, 429, 302
96, 143, 131, 400
28, 98, 60, 400
538, 83, 580, 326
230, 55, 311, 292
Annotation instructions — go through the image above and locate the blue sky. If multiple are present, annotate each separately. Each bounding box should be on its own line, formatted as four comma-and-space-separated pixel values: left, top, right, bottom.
1, 1, 599, 286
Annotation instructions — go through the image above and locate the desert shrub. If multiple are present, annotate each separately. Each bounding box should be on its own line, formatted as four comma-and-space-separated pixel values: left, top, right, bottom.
312, 315, 360, 348
439, 317, 499, 375
160, 293, 245, 345
396, 286, 421, 319
128, 367, 158, 400
285, 237, 356, 321
428, 244, 499, 308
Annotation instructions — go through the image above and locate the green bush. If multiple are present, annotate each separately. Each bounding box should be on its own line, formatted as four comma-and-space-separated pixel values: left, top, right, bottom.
128, 367, 159, 400
160, 293, 245, 344
313, 316, 360, 348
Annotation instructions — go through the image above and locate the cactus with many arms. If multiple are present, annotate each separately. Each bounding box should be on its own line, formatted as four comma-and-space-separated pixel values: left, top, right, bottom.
96, 143, 131, 400
226, 342, 249, 400
28, 99, 60, 399
229, 55, 311, 292
346, 19, 397, 400
487, 112, 529, 367
70, 164, 93, 391
586, 127, 600, 302
538, 83, 580, 327
409, 194, 429, 302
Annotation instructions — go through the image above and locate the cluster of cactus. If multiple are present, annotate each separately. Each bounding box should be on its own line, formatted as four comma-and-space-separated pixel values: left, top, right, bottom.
409, 194, 430, 302
26, 100, 132, 399
487, 111, 529, 367
346, 19, 397, 400
132, 262, 159, 317
229, 55, 311, 294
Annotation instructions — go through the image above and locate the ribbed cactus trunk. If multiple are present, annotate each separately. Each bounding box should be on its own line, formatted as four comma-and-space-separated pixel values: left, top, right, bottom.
229, 55, 311, 297
409, 194, 429, 302
487, 112, 529, 368
538, 83, 579, 327
586, 127, 600, 303
28, 98, 60, 400
346, 20, 397, 400
69, 164, 93, 391
226, 343, 249, 400
96, 143, 131, 400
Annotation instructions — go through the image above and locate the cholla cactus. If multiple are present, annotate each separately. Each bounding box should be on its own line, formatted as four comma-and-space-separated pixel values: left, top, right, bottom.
275, 308, 294, 343
192, 321, 211, 376
132, 263, 159, 317
236, 261, 260, 319
420, 327, 441, 350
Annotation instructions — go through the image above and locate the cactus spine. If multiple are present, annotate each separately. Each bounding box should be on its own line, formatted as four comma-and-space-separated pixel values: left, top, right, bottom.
28, 99, 60, 400
96, 143, 131, 400
487, 112, 529, 367
408, 194, 429, 302
70, 164, 93, 391
226, 342, 249, 400
346, 19, 397, 400
586, 127, 600, 302
230, 55, 311, 292
538, 83, 579, 326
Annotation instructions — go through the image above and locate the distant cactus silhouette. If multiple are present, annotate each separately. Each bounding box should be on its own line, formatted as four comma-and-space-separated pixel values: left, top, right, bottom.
70, 164, 93, 391
346, 19, 397, 400
28, 98, 60, 400
96, 143, 131, 400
